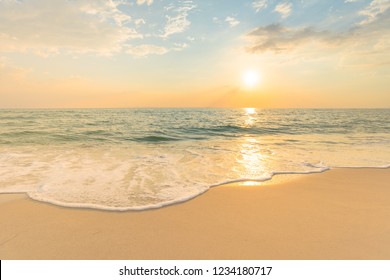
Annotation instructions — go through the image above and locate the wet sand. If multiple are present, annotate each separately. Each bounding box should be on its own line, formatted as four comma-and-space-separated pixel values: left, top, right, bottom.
1, 168, 390, 259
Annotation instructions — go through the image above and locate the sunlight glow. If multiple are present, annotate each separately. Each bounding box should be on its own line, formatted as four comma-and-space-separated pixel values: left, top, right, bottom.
244, 108, 256, 126
238, 137, 267, 179
245, 108, 256, 115
242, 70, 261, 88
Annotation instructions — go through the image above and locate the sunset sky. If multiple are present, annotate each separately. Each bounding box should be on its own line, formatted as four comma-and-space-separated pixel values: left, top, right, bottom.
0, 0, 389, 108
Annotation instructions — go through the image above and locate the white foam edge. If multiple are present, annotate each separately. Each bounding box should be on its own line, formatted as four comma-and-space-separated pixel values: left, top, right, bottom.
330, 164, 390, 169
1, 164, 389, 212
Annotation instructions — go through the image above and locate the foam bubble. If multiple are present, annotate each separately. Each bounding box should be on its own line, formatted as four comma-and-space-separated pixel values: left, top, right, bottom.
1, 108, 389, 211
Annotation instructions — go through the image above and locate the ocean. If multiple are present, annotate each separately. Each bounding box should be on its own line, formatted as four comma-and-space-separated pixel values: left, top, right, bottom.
0, 108, 389, 210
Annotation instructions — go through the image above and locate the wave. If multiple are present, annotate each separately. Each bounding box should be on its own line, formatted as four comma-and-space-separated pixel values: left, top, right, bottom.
132, 135, 182, 143
20, 164, 388, 211
0, 108, 389, 211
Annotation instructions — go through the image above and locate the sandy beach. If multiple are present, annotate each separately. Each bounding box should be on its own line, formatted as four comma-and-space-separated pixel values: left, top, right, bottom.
1, 168, 389, 260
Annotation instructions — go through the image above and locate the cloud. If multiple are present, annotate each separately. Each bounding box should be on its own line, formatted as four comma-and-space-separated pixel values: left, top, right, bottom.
0, 0, 139, 55
245, 4, 390, 67
252, 0, 268, 13
344, 5, 390, 67
136, 0, 153, 6
161, 0, 196, 38
163, 14, 191, 38
126, 44, 168, 57
134, 18, 146, 26
246, 24, 337, 53
274, 2, 292, 19
173, 42, 188, 51
225, 16, 240, 27
0, 0, 198, 60
212, 17, 221, 24
359, 0, 390, 24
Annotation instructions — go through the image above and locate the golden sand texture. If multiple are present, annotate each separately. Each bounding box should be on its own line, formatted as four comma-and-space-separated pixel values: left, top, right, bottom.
1, 168, 389, 259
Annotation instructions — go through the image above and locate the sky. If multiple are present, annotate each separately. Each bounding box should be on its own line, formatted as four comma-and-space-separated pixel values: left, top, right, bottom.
0, 0, 389, 108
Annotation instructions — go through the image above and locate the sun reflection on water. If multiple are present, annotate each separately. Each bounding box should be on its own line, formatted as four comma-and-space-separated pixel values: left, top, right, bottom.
245, 108, 256, 115
238, 137, 267, 178
244, 108, 257, 127
235, 108, 269, 183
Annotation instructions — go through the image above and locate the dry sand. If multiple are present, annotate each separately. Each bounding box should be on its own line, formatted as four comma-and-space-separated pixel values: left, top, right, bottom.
1, 168, 389, 260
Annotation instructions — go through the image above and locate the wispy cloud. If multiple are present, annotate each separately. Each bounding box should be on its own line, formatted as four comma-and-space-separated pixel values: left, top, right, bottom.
225, 16, 240, 27
136, 0, 153, 6
246, 4, 390, 68
126, 44, 168, 57
246, 24, 337, 53
274, 2, 292, 19
0, 0, 196, 58
212, 17, 221, 24
173, 42, 189, 51
134, 18, 146, 26
252, 0, 268, 13
0, 0, 139, 55
359, 0, 390, 24
161, 0, 196, 38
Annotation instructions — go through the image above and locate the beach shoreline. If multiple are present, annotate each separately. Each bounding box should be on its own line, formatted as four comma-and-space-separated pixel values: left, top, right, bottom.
1, 168, 390, 260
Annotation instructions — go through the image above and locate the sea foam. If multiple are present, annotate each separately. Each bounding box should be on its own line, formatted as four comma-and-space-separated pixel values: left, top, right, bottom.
0, 108, 389, 210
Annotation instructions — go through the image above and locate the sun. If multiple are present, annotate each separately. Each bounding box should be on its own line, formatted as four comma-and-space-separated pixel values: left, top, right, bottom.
242, 70, 261, 88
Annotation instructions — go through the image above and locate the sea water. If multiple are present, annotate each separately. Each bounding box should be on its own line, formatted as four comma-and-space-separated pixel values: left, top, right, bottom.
0, 108, 389, 210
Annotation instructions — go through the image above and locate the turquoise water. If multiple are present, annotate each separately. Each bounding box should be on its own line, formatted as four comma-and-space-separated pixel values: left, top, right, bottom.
0, 108, 389, 210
